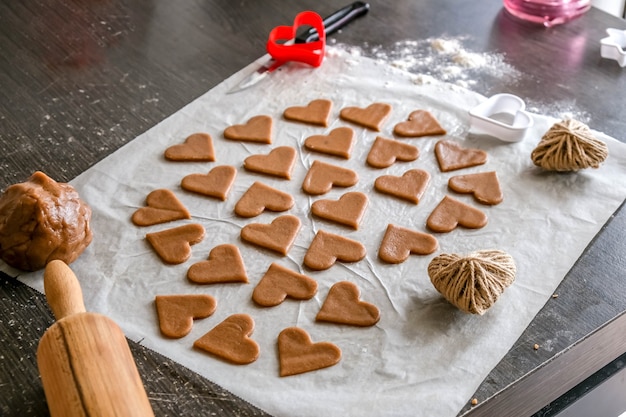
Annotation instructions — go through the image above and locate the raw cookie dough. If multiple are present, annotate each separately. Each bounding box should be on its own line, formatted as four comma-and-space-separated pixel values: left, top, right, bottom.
0, 171, 92, 271
164, 133, 215, 162
181, 165, 237, 201
374, 169, 431, 204
435, 140, 487, 172
366, 136, 419, 168
340, 103, 392, 131
277, 327, 342, 377
316, 281, 380, 327
393, 110, 446, 137
378, 224, 438, 263
131, 189, 190, 226
234, 181, 294, 218
283, 99, 332, 127
304, 127, 355, 159
303, 230, 366, 270
146, 223, 205, 264
155, 294, 217, 338
240, 215, 301, 256
427, 196, 488, 233
301, 160, 358, 196
194, 314, 260, 365
448, 171, 503, 205
243, 146, 297, 179
252, 263, 317, 307
311, 191, 368, 229
224, 115, 273, 144
187, 244, 248, 284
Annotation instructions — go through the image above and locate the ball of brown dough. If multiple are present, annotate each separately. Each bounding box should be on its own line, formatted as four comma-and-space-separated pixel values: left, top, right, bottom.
0, 171, 93, 271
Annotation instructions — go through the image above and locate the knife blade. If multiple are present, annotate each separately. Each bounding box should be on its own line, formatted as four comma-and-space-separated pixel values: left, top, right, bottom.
227, 1, 370, 94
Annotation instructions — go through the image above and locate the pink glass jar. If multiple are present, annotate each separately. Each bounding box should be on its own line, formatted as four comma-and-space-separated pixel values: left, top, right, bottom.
503, 0, 591, 27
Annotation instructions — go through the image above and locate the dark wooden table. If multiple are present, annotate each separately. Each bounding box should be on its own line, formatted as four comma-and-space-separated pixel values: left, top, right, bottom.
1, 0, 625, 415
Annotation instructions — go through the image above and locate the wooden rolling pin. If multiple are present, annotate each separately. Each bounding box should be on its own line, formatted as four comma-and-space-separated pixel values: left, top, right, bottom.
37, 260, 155, 417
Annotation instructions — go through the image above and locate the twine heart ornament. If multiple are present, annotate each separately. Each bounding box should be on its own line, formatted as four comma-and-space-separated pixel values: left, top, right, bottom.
339, 103, 392, 131
378, 224, 438, 264
303, 230, 366, 271
316, 281, 380, 327
181, 165, 237, 201
164, 133, 215, 162
187, 244, 248, 284
304, 127, 355, 159
284, 99, 332, 126
393, 110, 446, 138
252, 263, 318, 307
132, 189, 190, 226
311, 191, 368, 230
302, 160, 358, 195
146, 223, 205, 264
448, 171, 503, 206
427, 196, 487, 233
240, 215, 301, 256
243, 146, 297, 180
155, 294, 217, 338
374, 169, 431, 204
194, 314, 260, 365
234, 181, 294, 218
278, 327, 341, 377
266, 11, 326, 67
366, 136, 419, 168
224, 115, 273, 144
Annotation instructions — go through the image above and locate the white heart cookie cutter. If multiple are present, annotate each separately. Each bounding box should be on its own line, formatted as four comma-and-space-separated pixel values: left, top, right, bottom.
600, 28, 626, 67
468, 93, 534, 143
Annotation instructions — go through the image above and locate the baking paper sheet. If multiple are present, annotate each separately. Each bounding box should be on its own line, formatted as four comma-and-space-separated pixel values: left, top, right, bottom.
9, 47, 626, 417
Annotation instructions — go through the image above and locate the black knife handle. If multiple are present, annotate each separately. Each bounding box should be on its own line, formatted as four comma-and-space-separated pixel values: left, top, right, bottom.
295, 1, 370, 44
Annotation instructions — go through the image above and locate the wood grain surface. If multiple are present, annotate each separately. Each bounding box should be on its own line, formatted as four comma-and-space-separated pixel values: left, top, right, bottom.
1, 1, 625, 416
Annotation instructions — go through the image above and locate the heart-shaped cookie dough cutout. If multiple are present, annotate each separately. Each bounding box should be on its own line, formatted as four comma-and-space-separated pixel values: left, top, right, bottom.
266, 11, 326, 67
194, 314, 260, 365
277, 327, 341, 377
132, 189, 190, 226
393, 110, 446, 138
224, 115, 273, 144
284, 99, 332, 127
146, 223, 205, 264
427, 195, 488, 233
234, 181, 294, 218
311, 191, 368, 230
187, 244, 248, 284
181, 165, 237, 201
366, 136, 419, 168
243, 146, 297, 179
252, 263, 317, 307
435, 140, 487, 172
378, 224, 438, 264
303, 230, 366, 271
340, 103, 392, 131
374, 169, 431, 204
164, 133, 215, 162
302, 160, 358, 195
240, 215, 301, 256
304, 127, 355, 159
316, 281, 380, 327
448, 171, 503, 205
155, 294, 217, 338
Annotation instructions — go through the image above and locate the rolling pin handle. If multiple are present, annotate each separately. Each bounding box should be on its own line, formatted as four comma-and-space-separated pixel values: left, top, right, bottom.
44, 260, 87, 320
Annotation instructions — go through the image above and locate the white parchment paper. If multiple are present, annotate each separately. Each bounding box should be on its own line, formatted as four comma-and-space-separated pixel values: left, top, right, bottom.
10, 47, 626, 417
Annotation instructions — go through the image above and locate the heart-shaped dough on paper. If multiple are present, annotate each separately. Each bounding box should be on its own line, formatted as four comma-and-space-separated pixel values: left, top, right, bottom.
316, 281, 380, 327
304, 127, 355, 159
311, 191, 368, 230
187, 244, 248, 284
283, 99, 332, 127
224, 115, 273, 144
146, 223, 205, 264
435, 140, 487, 172
340, 103, 392, 131
277, 327, 341, 377
132, 189, 190, 226
252, 263, 317, 307
393, 110, 446, 137
164, 133, 215, 162
243, 146, 297, 179
366, 136, 419, 168
194, 314, 260, 365
234, 181, 294, 218
303, 230, 366, 271
374, 169, 431, 204
240, 215, 301, 256
427, 195, 488, 233
302, 160, 358, 195
448, 171, 503, 205
378, 224, 438, 264
181, 165, 237, 201
155, 294, 217, 338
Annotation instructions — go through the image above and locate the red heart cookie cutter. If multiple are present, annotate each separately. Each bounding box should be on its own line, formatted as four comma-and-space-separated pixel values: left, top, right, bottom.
266, 11, 326, 67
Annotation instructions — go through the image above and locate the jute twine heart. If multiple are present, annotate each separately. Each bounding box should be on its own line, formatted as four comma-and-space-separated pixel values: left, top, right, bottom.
531, 119, 608, 172
427, 249, 516, 315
